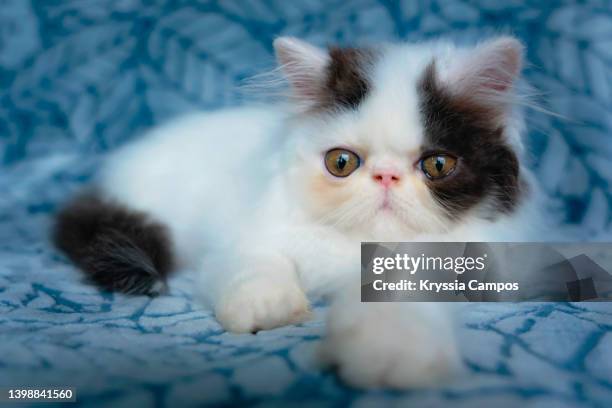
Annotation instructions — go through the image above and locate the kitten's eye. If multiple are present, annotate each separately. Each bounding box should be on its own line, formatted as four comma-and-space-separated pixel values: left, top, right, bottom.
420, 154, 457, 179
325, 148, 361, 178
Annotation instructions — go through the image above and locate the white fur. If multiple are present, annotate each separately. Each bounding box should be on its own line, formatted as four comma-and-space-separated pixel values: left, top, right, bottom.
322, 286, 461, 388
98, 37, 545, 388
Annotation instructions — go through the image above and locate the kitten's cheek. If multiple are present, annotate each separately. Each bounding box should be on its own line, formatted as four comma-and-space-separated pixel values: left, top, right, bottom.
400, 175, 432, 201
306, 174, 352, 213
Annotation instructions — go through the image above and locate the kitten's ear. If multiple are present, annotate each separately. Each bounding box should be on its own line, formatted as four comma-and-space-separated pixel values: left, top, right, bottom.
273, 37, 330, 106
448, 36, 523, 98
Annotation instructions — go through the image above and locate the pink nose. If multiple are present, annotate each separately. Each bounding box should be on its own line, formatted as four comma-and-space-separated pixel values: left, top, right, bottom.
373, 172, 401, 187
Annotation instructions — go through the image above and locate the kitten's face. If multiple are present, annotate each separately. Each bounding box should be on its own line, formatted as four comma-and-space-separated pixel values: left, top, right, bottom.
276, 37, 526, 238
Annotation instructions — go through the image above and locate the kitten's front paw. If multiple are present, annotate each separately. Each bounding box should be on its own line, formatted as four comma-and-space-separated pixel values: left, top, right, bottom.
215, 276, 311, 333
321, 303, 460, 389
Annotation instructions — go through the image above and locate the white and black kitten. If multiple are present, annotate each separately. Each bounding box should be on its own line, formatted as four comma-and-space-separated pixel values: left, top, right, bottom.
54, 36, 542, 388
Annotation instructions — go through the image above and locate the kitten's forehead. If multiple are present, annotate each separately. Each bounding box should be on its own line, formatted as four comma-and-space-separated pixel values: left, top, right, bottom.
359, 46, 437, 151
328, 43, 448, 153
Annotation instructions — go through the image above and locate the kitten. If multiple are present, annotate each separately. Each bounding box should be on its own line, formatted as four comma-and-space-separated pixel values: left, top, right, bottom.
54, 36, 542, 388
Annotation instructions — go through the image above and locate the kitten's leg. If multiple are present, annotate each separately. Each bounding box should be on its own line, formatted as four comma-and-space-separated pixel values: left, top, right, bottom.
321, 284, 461, 388
202, 253, 310, 333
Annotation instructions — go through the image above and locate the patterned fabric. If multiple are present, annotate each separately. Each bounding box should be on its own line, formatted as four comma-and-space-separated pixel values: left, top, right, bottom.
1, 1, 612, 406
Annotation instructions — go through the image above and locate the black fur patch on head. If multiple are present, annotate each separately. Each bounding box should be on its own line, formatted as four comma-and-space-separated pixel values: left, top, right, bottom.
417, 62, 522, 218
319, 47, 375, 110
53, 192, 174, 296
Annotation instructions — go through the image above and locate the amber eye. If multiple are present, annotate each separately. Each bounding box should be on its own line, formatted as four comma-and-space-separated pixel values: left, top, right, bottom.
420, 154, 457, 179
324, 148, 361, 177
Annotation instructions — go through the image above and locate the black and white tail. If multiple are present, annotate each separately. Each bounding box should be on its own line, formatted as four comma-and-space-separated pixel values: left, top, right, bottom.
53, 192, 175, 296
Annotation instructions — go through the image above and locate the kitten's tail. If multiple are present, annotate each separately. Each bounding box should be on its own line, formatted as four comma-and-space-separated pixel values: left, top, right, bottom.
52, 191, 175, 296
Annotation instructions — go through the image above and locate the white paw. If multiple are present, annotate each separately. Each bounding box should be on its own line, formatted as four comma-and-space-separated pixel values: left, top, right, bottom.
215, 276, 311, 333
320, 303, 461, 389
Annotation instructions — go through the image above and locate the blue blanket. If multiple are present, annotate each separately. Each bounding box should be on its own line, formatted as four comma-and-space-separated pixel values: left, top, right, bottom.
1, 1, 612, 406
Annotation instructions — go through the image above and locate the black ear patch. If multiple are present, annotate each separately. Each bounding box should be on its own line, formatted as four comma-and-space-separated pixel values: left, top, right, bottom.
418, 62, 523, 218
324, 47, 373, 109
53, 192, 175, 296
314, 47, 376, 111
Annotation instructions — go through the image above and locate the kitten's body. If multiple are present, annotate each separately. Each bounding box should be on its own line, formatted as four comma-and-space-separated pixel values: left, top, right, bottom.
99, 105, 538, 294
55, 37, 544, 388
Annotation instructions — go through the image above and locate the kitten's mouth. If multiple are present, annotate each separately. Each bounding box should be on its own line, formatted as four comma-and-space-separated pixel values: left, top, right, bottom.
380, 193, 393, 211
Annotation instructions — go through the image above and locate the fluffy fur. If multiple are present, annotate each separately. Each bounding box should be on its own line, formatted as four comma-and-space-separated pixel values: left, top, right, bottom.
54, 36, 545, 389
53, 192, 174, 295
